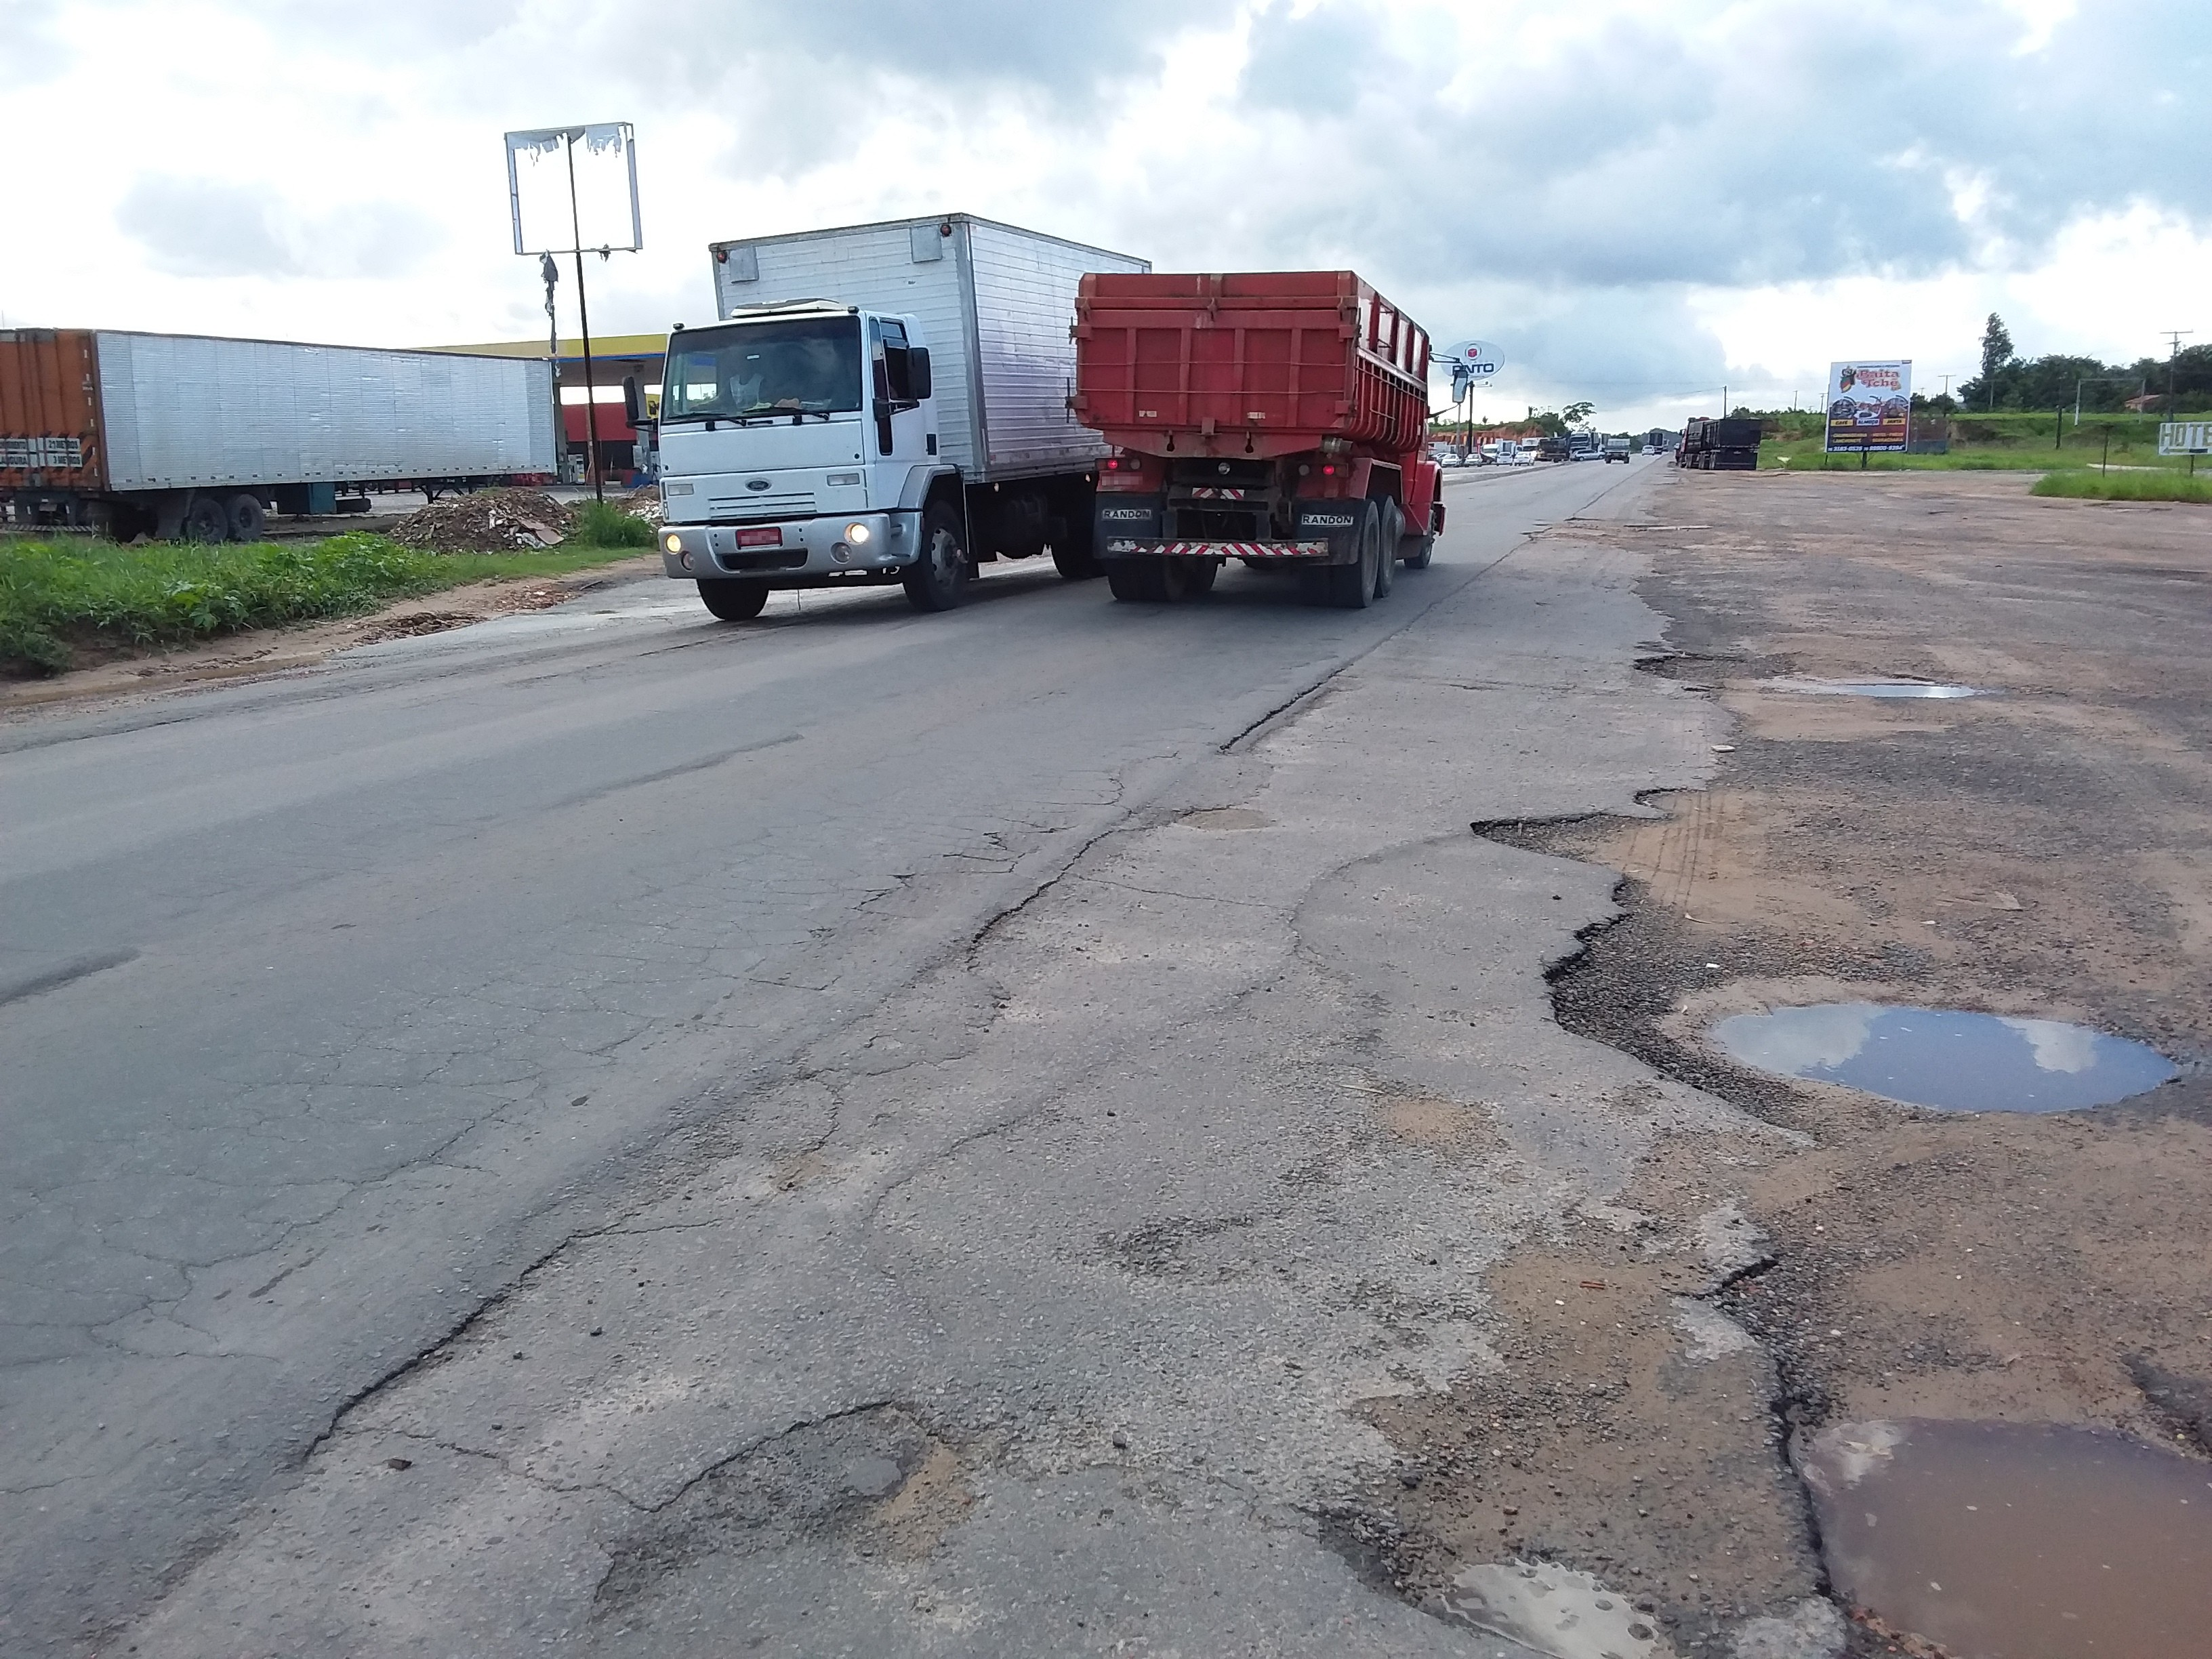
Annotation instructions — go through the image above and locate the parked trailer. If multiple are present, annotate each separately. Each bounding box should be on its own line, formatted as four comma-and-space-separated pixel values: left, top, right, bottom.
1069, 270, 1443, 608
1676, 415, 1761, 472
655, 213, 1149, 619
0, 329, 556, 540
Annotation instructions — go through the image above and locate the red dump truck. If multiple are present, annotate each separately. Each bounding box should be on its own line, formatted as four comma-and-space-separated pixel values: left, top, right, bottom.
1071, 270, 1444, 607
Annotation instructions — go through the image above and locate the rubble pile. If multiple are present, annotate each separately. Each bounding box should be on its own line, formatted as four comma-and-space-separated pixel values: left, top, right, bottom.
623, 484, 665, 526
390, 489, 577, 553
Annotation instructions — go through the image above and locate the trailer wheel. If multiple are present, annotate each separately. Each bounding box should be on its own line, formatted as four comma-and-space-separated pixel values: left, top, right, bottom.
1372, 504, 1397, 599
180, 495, 228, 544
697, 579, 771, 621
1049, 514, 1099, 581
1105, 562, 1150, 602
903, 501, 970, 612
1183, 556, 1221, 596
226, 493, 267, 542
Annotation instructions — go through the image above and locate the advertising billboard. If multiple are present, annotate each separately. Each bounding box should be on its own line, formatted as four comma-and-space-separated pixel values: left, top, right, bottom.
1825, 360, 1912, 453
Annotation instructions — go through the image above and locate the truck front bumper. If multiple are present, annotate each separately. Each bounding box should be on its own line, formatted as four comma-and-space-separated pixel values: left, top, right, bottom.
658, 511, 918, 581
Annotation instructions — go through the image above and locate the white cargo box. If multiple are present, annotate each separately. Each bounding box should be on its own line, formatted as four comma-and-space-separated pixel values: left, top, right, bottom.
706, 213, 1148, 484
94, 331, 556, 492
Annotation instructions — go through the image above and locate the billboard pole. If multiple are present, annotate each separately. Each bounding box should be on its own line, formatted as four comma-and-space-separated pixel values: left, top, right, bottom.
563, 136, 605, 504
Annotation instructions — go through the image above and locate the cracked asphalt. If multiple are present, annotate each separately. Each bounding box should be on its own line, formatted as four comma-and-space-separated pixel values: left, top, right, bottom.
2, 457, 1774, 1656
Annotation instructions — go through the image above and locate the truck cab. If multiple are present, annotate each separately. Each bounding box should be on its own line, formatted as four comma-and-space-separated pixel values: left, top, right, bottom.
655, 301, 966, 617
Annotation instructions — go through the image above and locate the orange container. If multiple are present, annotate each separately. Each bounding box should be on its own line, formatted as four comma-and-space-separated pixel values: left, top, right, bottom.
0, 329, 106, 490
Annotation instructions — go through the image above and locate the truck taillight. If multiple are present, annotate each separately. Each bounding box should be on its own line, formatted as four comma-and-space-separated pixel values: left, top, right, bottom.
1103, 455, 1143, 474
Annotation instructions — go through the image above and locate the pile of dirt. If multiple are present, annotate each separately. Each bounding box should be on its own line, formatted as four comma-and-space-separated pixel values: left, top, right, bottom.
390, 489, 575, 552
623, 484, 665, 525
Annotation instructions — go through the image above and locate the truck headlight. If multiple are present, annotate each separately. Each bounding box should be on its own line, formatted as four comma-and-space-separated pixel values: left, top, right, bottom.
663, 531, 682, 554
844, 522, 872, 546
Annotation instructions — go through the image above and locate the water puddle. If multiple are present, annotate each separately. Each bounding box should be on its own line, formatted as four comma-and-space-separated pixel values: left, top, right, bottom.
1763, 676, 1993, 699
1710, 1004, 2177, 1113
1800, 1418, 2212, 1658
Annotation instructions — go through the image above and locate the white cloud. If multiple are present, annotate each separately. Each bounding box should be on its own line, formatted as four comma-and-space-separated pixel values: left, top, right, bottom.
0, 0, 2205, 430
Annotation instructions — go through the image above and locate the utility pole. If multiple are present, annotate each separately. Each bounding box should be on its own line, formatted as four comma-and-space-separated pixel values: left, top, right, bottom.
2163, 330, 2194, 407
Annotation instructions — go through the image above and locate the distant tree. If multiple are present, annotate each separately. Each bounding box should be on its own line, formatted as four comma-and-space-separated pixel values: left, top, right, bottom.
1563, 401, 1595, 426
1980, 314, 2014, 384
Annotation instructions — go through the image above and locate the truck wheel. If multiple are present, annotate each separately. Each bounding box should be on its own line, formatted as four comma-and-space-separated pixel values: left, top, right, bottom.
1183, 556, 1221, 596
181, 494, 227, 544
697, 579, 770, 621
1105, 562, 1149, 602
226, 493, 267, 542
1323, 504, 1380, 609
1372, 504, 1397, 599
1050, 543, 1098, 580
904, 502, 970, 612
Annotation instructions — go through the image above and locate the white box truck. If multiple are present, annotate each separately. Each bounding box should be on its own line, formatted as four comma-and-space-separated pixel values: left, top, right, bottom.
1, 329, 556, 540
654, 213, 1149, 619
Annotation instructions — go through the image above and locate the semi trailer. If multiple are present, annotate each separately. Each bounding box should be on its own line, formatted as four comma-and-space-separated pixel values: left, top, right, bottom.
1677, 416, 1762, 471
1069, 271, 1443, 607
0, 329, 556, 539
655, 213, 1149, 619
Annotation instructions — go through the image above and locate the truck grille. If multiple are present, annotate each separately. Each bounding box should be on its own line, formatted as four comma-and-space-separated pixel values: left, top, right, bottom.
709, 492, 816, 520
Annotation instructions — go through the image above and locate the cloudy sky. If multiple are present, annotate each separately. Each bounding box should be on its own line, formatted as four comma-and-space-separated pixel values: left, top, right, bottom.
4, 0, 2207, 427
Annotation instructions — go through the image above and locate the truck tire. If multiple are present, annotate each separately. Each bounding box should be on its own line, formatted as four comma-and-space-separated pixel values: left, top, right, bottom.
1399, 498, 1435, 569
1372, 504, 1397, 599
226, 493, 267, 542
904, 501, 970, 612
1050, 508, 1099, 580
1322, 504, 1380, 609
181, 494, 227, 544
697, 578, 770, 621
1106, 557, 1186, 602
1183, 556, 1221, 595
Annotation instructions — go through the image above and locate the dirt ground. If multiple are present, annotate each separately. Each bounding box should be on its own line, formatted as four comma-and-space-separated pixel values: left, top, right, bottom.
0, 555, 655, 716
1345, 471, 2212, 1654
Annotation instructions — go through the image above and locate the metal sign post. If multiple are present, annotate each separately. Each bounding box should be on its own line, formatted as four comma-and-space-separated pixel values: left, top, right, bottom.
505, 123, 642, 501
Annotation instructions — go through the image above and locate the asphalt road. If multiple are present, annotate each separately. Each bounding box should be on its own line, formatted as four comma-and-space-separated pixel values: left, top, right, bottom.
2, 457, 1745, 1655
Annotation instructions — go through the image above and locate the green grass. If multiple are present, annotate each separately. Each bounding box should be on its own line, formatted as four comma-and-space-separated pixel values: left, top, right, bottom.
1760, 408, 2212, 476
2029, 468, 2212, 503
0, 532, 644, 676
571, 500, 657, 548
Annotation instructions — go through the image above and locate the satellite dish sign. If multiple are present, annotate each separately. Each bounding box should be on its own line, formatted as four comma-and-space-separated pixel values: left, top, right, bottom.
1439, 340, 1504, 380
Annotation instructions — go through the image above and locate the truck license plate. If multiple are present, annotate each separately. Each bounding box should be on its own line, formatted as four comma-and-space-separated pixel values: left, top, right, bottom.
735, 527, 783, 548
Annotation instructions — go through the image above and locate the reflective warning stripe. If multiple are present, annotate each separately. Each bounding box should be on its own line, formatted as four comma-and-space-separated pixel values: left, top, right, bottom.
1104, 539, 1332, 560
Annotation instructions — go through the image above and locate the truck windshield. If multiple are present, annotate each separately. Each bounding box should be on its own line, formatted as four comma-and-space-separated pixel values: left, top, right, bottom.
661, 317, 863, 420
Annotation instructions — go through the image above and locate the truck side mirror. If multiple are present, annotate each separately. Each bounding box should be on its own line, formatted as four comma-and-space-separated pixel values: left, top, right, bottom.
909, 347, 932, 401
622, 375, 643, 427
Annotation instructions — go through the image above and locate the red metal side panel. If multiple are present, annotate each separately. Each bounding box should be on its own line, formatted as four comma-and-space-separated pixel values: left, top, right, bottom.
1073, 272, 1430, 459
0, 329, 106, 491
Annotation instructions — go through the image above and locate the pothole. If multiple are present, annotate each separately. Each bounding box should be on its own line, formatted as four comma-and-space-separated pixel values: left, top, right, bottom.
1709, 1004, 2178, 1113
1759, 677, 1994, 699
1799, 1418, 2212, 1658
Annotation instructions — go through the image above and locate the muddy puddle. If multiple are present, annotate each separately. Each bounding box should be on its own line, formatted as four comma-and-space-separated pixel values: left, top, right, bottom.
1710, 1004, 2177, 1113
1761, 677, 1994, 699
1800, 1418, 2212, 1657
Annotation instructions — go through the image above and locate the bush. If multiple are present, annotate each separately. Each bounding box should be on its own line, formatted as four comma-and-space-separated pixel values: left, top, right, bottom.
571, 500, 656, 548
2030, 469, 2212, 503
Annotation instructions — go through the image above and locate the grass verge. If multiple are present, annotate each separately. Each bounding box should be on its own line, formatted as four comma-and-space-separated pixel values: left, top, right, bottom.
2029, 468, 2212, 503
1, 531, 642, 676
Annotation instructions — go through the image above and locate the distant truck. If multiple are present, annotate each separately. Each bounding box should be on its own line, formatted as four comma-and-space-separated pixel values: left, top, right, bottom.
654, 213, 1147, 620
1603, 434, 1632, 463
0, 329, 555, 539
1536, 435, 1571, 463
1677, 416, 1762, 471
1069, 271, 1443, 608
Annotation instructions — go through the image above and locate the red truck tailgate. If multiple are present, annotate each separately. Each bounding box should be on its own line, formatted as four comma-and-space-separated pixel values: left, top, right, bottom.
1073, 271, 1431, 459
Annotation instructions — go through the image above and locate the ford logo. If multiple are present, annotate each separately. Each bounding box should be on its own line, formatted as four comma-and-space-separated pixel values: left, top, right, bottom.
745, 478, 772, 491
